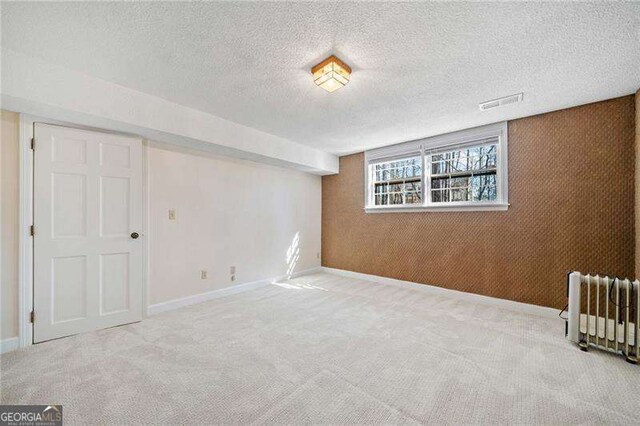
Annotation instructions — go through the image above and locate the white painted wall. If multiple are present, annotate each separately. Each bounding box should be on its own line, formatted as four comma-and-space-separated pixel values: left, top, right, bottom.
147, 142, 321, 305
1, 111, 20, 341
1, 49, 338, 175
0, 110, 321, 349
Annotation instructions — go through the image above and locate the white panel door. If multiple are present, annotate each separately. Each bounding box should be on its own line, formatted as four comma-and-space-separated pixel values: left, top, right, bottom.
33, 123, 143, 343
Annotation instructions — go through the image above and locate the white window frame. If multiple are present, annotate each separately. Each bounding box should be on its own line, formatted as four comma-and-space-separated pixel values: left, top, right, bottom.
364, 122, 509, 213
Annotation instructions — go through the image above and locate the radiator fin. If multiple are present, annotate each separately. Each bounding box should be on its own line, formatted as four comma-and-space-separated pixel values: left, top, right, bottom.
567, 271, 638, 363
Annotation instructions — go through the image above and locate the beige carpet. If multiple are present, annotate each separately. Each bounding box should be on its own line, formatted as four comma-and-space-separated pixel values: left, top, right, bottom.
1, 272, 639, 424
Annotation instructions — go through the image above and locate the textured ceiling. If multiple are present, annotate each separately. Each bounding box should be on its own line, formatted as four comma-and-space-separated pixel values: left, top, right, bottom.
2, 2, 639, 155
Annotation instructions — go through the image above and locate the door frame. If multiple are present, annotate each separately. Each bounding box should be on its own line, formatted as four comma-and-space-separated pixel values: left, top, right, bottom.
18, 114, 150, 348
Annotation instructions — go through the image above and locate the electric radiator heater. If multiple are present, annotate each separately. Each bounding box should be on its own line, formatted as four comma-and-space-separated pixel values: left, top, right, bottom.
567, 272, 639, 364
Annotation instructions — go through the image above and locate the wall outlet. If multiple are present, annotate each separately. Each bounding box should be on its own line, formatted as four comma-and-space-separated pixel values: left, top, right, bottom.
200, 270, 207, 279
168, 209, 176, 221
230, 266, 236, 274
317, 252, 320, 259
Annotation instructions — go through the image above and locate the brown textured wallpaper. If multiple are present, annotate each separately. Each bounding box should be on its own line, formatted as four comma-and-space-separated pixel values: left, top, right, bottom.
322, 96, 635, 309
636, 89, 640, 277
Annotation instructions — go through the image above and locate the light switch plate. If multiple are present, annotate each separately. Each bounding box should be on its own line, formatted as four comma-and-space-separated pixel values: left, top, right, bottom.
168, 209, 176, 220
200, 270, 207, 279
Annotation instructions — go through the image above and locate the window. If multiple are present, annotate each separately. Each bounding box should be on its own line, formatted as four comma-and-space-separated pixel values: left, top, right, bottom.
429, 143, 497, 203
372, 156, 422, 206
364, 122, 508, 212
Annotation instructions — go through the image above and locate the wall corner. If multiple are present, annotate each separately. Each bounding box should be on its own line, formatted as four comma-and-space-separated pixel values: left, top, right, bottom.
636, 89, 639, 278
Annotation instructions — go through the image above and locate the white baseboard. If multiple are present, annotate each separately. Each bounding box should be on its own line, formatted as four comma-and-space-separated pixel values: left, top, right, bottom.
147, 266, 322, 316
321, 267, 560, 320
0, 337, 19, 354
273, 266, 322, 283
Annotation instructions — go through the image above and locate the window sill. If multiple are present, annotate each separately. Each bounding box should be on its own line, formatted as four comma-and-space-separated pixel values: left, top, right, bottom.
364, 202, 510, 213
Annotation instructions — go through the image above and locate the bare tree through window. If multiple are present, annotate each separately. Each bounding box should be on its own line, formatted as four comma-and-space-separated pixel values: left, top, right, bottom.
373, 156, 422, 206
366, 124, 506, 210
430, 145, 497, 203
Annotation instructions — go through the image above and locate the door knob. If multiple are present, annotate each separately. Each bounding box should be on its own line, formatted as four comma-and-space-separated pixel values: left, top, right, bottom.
130, 232, 140, 239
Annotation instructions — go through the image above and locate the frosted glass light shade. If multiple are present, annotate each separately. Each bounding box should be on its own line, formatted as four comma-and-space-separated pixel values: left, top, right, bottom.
311, 55, 351, 93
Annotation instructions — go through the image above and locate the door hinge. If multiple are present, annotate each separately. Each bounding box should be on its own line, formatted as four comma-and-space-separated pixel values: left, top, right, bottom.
30, 311, 35, 323
30, 138, 35, 150
30, 225, 35, 236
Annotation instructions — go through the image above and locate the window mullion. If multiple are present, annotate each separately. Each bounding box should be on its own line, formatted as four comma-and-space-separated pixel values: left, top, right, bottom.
422, 147, 429, 207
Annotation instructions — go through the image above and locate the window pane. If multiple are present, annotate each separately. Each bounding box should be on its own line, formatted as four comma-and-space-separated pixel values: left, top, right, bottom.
404, 181, 421, 193
451, 188, 469, 202
374, 183, 387, 194
389, 193, 403, 205
450, 176, 468, 188
405, 192, 421, 204
375, 194, 389, 205
370, 155, 422, 206
429, 143, 498, 204
470, 174, 497, 201
430, 144, 497, 176
388, 183, 402, 193
431, 189, 449, 203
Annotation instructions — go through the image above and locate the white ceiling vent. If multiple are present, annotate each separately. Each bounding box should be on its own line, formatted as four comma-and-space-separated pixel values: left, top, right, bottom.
479, 93, 523, 111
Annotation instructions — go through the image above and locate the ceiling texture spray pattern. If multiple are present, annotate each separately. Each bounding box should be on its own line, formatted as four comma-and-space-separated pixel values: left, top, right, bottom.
2, 2, 639, 155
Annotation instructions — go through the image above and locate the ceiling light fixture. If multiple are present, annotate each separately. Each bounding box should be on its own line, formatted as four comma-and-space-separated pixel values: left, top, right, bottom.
311, 55, 351, 93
